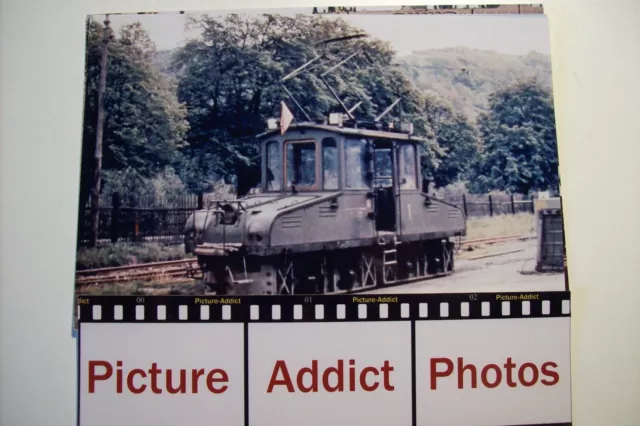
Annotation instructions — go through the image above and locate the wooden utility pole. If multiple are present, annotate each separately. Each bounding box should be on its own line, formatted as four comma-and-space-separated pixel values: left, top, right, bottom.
90, 14, 112, 247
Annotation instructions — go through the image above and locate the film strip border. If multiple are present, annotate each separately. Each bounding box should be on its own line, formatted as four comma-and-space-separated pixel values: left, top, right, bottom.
77, 291, 570, 323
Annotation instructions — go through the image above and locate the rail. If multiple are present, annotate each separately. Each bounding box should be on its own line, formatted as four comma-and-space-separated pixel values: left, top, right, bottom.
76, 258, 197, 276
76, 258, 201, 286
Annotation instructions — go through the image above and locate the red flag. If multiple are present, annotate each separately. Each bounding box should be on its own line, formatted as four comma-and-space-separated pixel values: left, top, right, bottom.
280, 101, 293, 135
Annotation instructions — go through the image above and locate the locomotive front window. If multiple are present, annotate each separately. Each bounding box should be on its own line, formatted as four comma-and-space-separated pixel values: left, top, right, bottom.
374, 148, 393, 188
345, 139, 370, 189
286, 141, 317, 188
322, 138, 339, 190
266, 141, 282, 191
400, 143, 417, 189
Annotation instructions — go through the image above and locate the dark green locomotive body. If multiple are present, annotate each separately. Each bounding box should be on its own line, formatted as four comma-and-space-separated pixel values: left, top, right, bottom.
184, 122, 466, 295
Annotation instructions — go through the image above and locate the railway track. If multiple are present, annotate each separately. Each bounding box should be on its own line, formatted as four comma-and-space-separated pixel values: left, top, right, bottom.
75, 258, 201, 286
75, 234, 533, 287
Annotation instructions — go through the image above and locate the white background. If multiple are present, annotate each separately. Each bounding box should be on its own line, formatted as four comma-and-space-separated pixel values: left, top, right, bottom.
415, 318, 572, 425
249, 322, 412, 426
2, 0, 640, 425
79, 323, 245, 426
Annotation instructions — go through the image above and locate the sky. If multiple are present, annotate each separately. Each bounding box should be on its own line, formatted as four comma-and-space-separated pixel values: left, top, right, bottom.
97, 6, 551, 57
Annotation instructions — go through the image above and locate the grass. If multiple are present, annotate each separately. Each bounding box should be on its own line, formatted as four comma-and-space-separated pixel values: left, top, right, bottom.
77, 281, 143, 296
464, 212, 535, 241
75, 242, 192, 270
77, 279, 202, 297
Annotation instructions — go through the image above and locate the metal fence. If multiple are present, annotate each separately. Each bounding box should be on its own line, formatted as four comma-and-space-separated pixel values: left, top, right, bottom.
77, 193, 201, 247
77, 192, 537, 247
443, 193, 536, 217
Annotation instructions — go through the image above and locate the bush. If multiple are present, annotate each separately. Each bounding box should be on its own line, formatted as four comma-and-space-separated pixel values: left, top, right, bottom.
76, 243, 191, 270
101, 166, 188, 207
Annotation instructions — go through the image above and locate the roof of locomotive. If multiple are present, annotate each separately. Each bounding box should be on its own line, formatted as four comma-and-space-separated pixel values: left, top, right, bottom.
256, 122, 427, 143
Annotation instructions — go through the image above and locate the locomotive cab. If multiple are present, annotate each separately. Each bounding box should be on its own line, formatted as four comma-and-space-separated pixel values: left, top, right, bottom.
257, 123, 431, 237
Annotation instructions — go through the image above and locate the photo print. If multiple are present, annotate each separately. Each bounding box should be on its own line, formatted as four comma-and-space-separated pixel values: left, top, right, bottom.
74, 4, 567, 301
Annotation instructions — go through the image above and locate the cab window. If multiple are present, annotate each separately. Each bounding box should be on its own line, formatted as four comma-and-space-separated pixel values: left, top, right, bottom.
322, 138, 339, 190
345, 139, 370, 189
400, 143, 417, 189
373, 144, 393, 188
286, 141, 317, 188
266, 141, 282, 191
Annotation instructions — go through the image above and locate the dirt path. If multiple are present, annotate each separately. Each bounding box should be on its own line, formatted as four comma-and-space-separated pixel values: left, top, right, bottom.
366, 239, 567, 295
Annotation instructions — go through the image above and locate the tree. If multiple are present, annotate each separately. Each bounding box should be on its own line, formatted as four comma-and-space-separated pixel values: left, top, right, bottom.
469, 78, 559, 195
171, 13, 436, 193
419, 94, 479, 187
78, 19, 189, 212
432, 113, 480, 187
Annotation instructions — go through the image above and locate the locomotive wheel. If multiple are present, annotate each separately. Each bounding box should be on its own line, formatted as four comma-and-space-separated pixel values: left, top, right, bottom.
198, 241, 456, 295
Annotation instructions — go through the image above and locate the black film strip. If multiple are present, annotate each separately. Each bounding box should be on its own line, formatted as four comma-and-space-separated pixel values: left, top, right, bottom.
77, 291, 571, 323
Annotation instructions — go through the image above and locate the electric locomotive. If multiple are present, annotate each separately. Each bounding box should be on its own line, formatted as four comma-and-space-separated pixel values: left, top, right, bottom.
183, 35, 466, 295
184, 112, 466, 295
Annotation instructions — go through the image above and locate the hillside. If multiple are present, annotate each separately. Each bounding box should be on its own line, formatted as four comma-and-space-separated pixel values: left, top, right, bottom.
152, 49, 175, 76
394, 47, 553, 121
152, 46, 553, 124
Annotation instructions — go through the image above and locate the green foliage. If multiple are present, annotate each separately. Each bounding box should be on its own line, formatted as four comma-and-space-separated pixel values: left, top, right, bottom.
79, 19, 189, 209
468, 78, 559, 195
80, 14, 559, 207
170, 13, 439, 191
75, 243, 190, 270
434, 116, 480, 186
101, 166, 188, 206
421, 94, 479, 187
